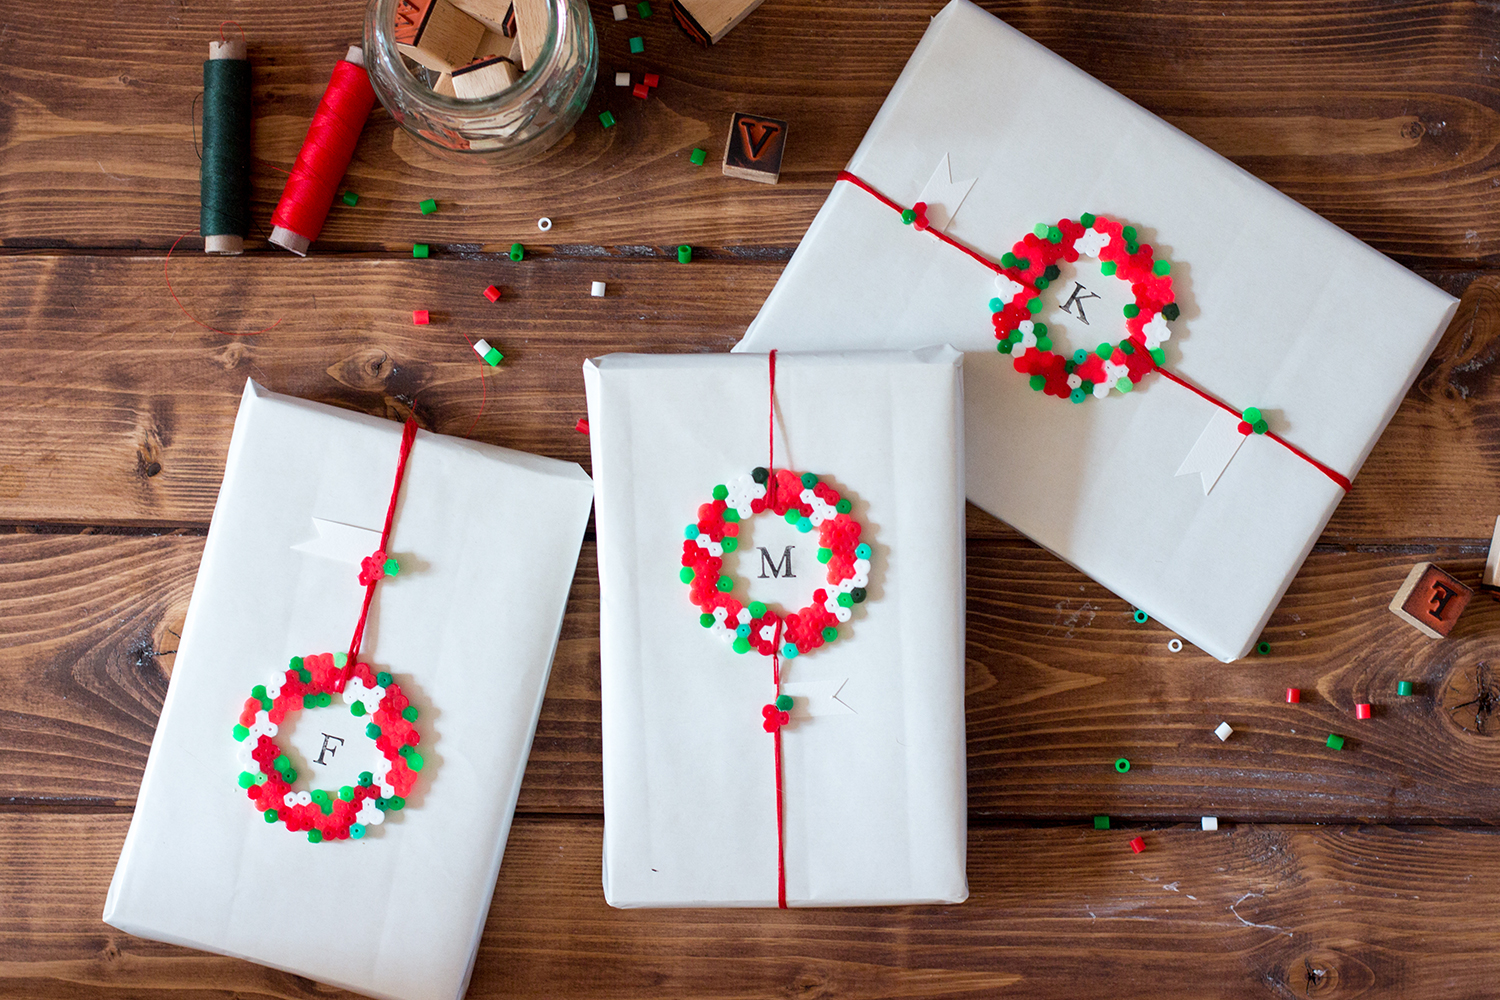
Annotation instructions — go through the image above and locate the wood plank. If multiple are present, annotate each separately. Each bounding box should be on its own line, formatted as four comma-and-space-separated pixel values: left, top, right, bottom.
9, 532, 1500, 821
5, 810, 1500, 999
0, 255, 1495, 542
2, 2, 1499, 264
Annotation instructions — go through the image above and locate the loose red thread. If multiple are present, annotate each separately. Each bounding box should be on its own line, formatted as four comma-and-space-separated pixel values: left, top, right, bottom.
340, 416, 419, 690
835, 170, 1352, 492
766, 348, 778, 509
771, 616, 787, 909
164, 230, 283, 336
271, 54, 375, 248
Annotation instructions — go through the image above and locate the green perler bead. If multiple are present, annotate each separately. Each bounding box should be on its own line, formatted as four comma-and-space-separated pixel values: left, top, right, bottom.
1080, 213, 1096, 228
712, 484, 728, 500
1094, 815, 1109, 830
1000, 252, 1017, 267
997, 341, 1012, 355
680, 567, 695, 584
722, 537, 738, 552
383, 558, 399, 576
1253, 419, 1269, 435
752, 466, 770, 483
850, 587, 867, 603
629, 35, 644, 53
377, 798, 390, 810
233, 724, 249, 742
509, 243, 525, 261
255, 772, 268, 785
1046, 225, 1061, 243
342, 191, 358, 207
413, 243, 429, 259
359, 771, 373, 786
775, 694, 794, 712
260, 696, 273, 711
275, 754, 290, 771
402, 705, 419, 722
316, 692, 332, 708
282, 767, 297, 783
1125, 241, 1139, 254
817, 547, 832, 564
334, 652, 347, 668
1256, 641, 1272, 656
237, 771, 256, 789
1162, 303, 1180, 321
1242, 406, 1262, 424
308, 830, 322, 843
988, 297, 1004, 312
1033, 322, 1047, 336
1034, 223, 1049, 238
297, 668, 311, 683
1096, 343, 1112, 359
1397, 681, 1415, 696
340, 786, 355, 801
1120, 340, 1135, 355
419, 198, 437, 215
1036, 336, 1052, 351
1029, 374, 1046, 391
312, 789, 329, 803
600, 110, 616, 128
724, 508, 740, 523
405, 751, 425, 772
1123, 304, 1139, 318
351, 702, 366, 717
1044, 265, 1061, 281
638, 0, 651, 15
749, 601, 767, 618
1153, 259, 1171, 275
784, 509, 800, 525
715, 575, 733, 592
1150, 348, 1166, 365
264, 809, 279, 823
366, 723, 381, 739
290, 656, 304, 670
302, 693, 315, 709
1326, 733, 1345, 750
252, 685, 267, 700
700, 613, 714, 627
821, 626, 838, 642
1100, 261, 1117, 276
901, 208, 915, 225
1117, 378, 1133, 393
377, 672, 392, 687
690, 147, 707, 165
318, 798, 332, 815
1122, 226, 1136, 242
1027, 297, 1043, 314
677, 244, 692, 263
837, 592, 853, 608
836, 499, 852, 514
1080, 380, 1094, 394
733, 637, 750, 654
1114, 757, 1131, 773
801, 473, 818, 488
389, 796, 406, 810
1034, 277, 1049, 290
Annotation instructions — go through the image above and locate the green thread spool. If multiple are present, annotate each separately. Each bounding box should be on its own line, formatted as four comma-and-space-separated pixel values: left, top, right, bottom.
202, 38, 251, 254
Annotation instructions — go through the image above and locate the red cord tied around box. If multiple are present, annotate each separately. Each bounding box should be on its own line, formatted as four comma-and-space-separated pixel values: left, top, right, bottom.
230, 417, 426, 844
835, 170, 1352, 492
679, 351, 878, 907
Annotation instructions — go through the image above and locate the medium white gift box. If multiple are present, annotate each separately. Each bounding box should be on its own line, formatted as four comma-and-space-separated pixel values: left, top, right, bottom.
103, 380, 594, 1000
584, 349, 968, 907
738, 0, 1459, 662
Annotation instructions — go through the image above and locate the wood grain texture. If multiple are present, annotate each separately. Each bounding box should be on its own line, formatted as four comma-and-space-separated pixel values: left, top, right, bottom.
10, 531, 1500, 821
1, 256, 1498, 543
2, 2, 1499, 263
6, 810, 1500, 1000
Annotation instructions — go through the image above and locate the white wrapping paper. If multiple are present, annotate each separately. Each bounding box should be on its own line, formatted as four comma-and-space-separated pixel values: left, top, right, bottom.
585, 349, 968, 907
103, 380, 594, 1000
737, 0, 1459, 662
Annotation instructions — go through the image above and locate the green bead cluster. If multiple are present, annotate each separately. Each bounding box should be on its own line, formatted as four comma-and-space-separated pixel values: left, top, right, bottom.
996, 321, 1051, 356
1032, 222, 1062, 244
1241, 407, 1269, 435
999, 252, 1030, 271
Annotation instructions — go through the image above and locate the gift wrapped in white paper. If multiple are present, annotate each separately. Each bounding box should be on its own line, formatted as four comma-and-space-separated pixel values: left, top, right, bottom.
102, 380, 594, 1000
584, 349, 968, 907
737, 0, 1459, 662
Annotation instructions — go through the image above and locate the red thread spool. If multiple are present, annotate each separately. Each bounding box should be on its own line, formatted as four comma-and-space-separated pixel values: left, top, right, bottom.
270, 46, 375, 256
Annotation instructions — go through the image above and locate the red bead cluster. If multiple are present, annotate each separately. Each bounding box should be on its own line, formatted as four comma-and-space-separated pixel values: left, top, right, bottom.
237, 653, 421, 842
993, 215, 1177, 401
684, 469, 867, 658
762, 702, 790, 732
358, 549, 390, 586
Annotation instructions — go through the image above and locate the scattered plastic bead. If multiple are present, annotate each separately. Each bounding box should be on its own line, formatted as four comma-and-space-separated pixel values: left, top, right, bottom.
1129, 836, 1146, 854
1094, 815, 1110, 830
575, 418, 589, 434
342, 191, 358, 206
1286, 688, 1301, 704
1256, 641, 1271, 656
412, 309, 429, 325
633, 82, 649, 99
638, 1, 651, 16
690, 148, 707, 165
472, 338, 503, 366
1326, 733, 1345, 750
1114, 757, 1131, 773
419, 198, 437, 215
643, 72, 660, 87
413, 243, 429, 258
509, 243, 525, 261
615, 71, 630, 86
591, 280, 606, 297
537, 217, 552, 231
600, 110, 616, 128
612, 2, 627, 18
308, 829, 323, 843
1214, 721, 1233, 742
677, 244, 692, 263
484, 284, 502, 302
1397, 681, 1415, 696
1355, 703, 1372, 720
629, 36, 644, 53
1132, 609, 1149, 624
1168, 638, 1183, 652
1201, 816, 1218, 831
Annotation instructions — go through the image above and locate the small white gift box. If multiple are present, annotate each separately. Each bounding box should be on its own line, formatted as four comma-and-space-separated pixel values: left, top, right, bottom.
103, 380, 594, 1000
738, 0, 1459, 661
584, 349, 969, 907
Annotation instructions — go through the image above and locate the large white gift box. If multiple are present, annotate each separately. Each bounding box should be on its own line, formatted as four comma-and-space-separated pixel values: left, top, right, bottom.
103, 380, 594, 1000
584, 349, 968, 907
737, 0, 1459, 662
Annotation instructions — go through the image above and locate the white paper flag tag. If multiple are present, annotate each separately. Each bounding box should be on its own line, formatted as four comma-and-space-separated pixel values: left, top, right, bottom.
1175, 409, 1248, 496
290, 517, 381, 564
915, 153, 976, 234
781, 677, 857, 718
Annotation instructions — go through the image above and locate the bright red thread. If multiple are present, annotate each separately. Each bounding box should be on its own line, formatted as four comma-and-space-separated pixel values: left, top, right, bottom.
771, 616, 787, 909
219, 20, 245, 43
342, 417, 419, 689
835, 170, 1352, 492
767, 349, 778, 508
164, 230, 283, 336
271, 56, 375, 247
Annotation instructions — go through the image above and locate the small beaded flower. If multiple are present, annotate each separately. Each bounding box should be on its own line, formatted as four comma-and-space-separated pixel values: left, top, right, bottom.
232, 653, 425, 843
988, 213, 1181, 404
682, 468, 873, 660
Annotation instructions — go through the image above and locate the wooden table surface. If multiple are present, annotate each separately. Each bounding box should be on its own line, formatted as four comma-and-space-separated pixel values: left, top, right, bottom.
5, 1, 1500, 996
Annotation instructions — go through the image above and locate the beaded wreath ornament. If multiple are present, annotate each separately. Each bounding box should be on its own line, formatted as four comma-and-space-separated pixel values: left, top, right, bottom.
230, 417, 426, 844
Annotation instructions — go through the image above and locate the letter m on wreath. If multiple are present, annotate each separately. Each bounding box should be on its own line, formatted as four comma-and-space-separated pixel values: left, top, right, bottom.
758, 545, 795, 579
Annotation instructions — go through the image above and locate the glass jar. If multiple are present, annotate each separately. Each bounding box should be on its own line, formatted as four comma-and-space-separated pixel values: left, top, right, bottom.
363, 0, 597, 163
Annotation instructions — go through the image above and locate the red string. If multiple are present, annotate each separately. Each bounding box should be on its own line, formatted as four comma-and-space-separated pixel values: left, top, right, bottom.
771, 617, 786, 909
834, 169, 1352, 492
271, 56, 375, 247
766, 349, 778, 508
164, 230, 283, 336
340, 417, 419, 689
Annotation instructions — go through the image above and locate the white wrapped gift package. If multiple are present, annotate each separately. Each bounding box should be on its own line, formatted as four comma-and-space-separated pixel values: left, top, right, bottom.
737, 0, 1459, 662
103, 381, 595, 1000
584, 349, 968, 907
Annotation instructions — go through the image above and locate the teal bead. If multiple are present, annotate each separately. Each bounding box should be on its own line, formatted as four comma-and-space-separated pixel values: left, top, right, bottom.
402, 706, 419, 722
796, 517, 812, 532
350, 823, 366, 839
821, 626, 838, 643
685, 524, 698, 539
1069, 388, 1086, 404
855, 543, 871, 559
782, 643, 799, 659
801, 473, 818, 488
736, 624, 750, 638
989, 297, 1004, 312
377, 672, 393, 687
367, 723, 381, 739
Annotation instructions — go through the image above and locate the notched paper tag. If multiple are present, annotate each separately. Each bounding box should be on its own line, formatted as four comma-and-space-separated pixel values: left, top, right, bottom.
915, 153, 976, 234
1175, 410, 1248, 496
291, 518, 382, 564
781, 677, 857, 718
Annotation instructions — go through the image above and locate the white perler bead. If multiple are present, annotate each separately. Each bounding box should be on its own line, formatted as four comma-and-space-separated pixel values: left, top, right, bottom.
295, 791, 312, 806
854, 558, 871, 574
266, 683, 281, 699
712, 607, 728, 622
357, 801, 385, 826
283, 791, 298, 807
724, 473, 766, 518
1092, 361, 1129, 399
759, 624, 777, 642
1142, 312, 1171, 350
612, 2, 627, 18
341, 677, 366, 704
850, 572, 869, 587
1010, 321, 1039, 360
994, 273, 1025, 300
1074, 227, 1111, 258
832, 605, 852, 623
736, 607, 751, 625
236, 742, 257, 768
1067, 373, 1082, 390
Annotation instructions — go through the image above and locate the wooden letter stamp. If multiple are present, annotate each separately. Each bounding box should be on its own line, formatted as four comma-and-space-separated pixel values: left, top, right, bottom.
721, 112, 787, 185
1389, 562, 1472, 638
